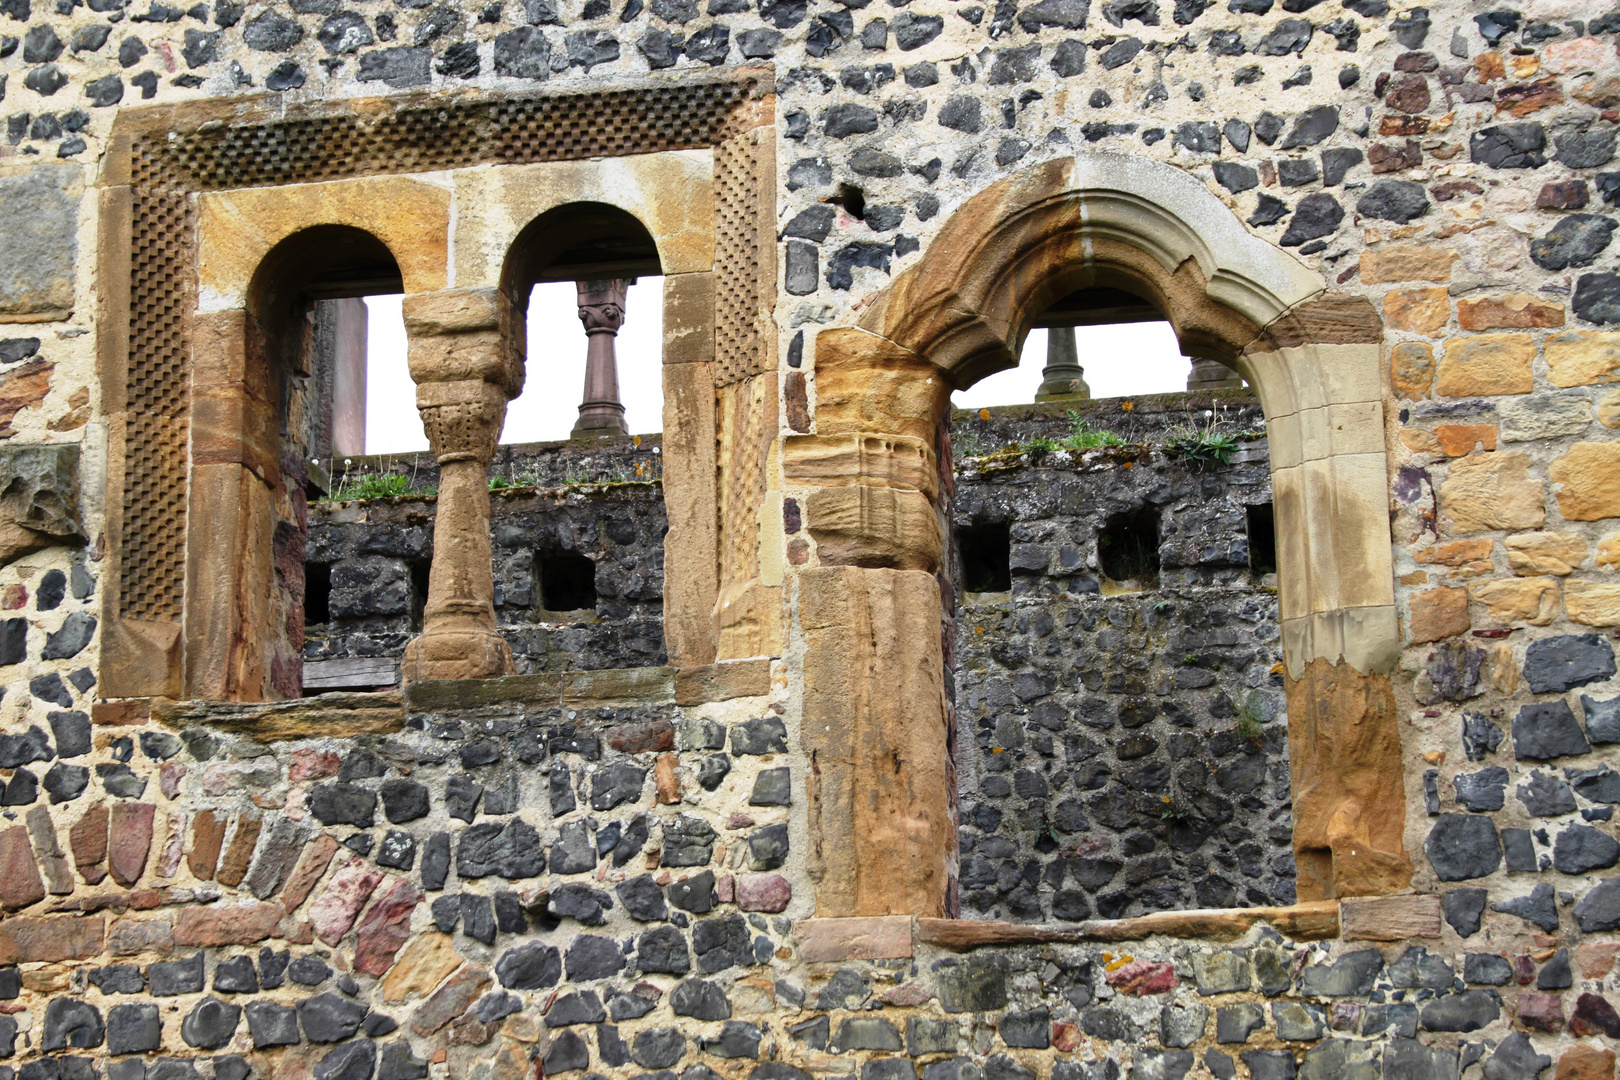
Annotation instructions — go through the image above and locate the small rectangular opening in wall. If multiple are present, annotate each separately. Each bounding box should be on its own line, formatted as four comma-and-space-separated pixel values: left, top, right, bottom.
1247, 503, 1277, 577
957, 523, 1011, 593
1098, 508, 1160, 586
408, 559, 430, 632
540, 553, 598, 614
304, 563, 331, 626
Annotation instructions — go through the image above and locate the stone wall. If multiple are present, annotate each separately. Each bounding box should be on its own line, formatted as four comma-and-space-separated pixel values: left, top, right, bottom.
0, 686, 1606, 1080
948, 398, 1293, 924
304, 438, 668, 687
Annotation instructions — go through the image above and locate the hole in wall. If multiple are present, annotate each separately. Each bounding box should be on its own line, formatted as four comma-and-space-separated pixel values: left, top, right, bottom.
540, 553, 598, 614
304, 563, 331, 626
1097, 508, 1160, 587
832, 183, 866, 221
1247, 502, 1277, 578
957, 523, 1012, 593
408, 559, 431, 633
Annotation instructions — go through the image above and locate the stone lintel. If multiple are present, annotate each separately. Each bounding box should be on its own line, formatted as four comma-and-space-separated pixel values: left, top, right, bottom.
795, 916, 915, 963
917, 901, 1341, 951
1339, 894, 1442, 941
406, 665, 676, 711
674, 658, 773, 705
153, 692, 405, 743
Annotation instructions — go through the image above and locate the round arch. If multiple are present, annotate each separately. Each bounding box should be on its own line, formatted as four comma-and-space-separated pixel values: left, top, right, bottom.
801, 151, 1412, 913
496, 201, 664, 403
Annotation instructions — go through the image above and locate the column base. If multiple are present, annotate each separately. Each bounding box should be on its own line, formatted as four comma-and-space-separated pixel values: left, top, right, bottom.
571, 417, 630, 440
1035, 382, 1091, 402
400, 627, 515, 684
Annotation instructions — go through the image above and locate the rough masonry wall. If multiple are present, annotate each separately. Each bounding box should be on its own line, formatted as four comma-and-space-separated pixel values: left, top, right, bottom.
0, 0, 1616, 1073
305, 439, 668, 684
949, 398, 1294, 925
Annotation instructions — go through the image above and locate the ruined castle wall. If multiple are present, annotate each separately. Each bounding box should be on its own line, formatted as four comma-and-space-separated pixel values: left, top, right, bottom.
948, 398, 1294, 925
306, 439, 669, 684
0, 0, 1614, 1073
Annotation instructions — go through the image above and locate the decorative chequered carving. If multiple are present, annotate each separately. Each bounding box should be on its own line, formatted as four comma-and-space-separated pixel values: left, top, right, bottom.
131, 79, 762, 190
120, 190, 193, 621
713, 132, 766, 389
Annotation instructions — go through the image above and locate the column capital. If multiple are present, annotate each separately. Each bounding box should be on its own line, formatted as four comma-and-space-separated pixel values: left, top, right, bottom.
576, 279, 630, 335
416, 379, 506, 466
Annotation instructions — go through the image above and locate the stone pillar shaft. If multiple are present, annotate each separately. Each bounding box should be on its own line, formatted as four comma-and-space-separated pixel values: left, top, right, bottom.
399, 289, 518, 684
788, 328, 954, 918
573, 279, 630, 439
1035, 325, 1090, 401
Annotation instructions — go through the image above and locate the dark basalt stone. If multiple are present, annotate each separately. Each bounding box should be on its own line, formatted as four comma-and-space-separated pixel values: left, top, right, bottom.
671, 978, 731, 1020
42, 998, 103, 1051
1356, 178, 1428, 223
496, 941, 562, 989
297, 993, 367, 1043
1512, 700, 1592, 760
1493, 882, 1560, 932
1471, 122, 1547, 168
565, 934, 626, 981
1425, 814, 1502, 881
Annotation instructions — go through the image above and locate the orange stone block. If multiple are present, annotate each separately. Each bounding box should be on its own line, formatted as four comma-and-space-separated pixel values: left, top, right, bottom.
1458, 294, 1565, 330
1415, 539, 1494, 567
1391, 342, 1436, 398
1557, 1045, 1616, 1080
1409, 585, 1471, 643
1384, 287, 1450, 335
1435, 424, 1498, 456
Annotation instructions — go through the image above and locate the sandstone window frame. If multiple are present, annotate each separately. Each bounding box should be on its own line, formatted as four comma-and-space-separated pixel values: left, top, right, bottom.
95, 74, 776, 703
792, 151, 1412, 917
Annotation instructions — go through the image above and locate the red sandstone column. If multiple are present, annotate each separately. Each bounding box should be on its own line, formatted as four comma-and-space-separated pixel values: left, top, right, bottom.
572, 279, 630, 439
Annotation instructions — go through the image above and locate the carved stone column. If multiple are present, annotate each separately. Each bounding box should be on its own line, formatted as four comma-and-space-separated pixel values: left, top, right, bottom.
1035, 325, 1090, 400
572, 279, 630, 439
400, 288, 519, 683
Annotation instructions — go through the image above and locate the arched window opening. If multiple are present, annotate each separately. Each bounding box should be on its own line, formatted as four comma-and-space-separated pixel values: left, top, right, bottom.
504, 202, 665, 444
304, 204, 673, 691
952, 286, 1245, 413
244, 226, 408, 699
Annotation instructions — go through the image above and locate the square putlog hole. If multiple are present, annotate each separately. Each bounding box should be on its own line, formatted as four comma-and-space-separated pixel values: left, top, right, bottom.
957, 523, 1011, 593
540, 553, 598, 614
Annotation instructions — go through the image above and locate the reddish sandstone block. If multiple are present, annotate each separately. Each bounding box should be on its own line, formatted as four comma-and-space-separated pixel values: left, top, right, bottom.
0, 826, 45, 911
188, 809, 226, 881
280, 835, 340, 915
1458, 294, 1566, 330
174, 902, 283, 947
108, 802, 155, 888
0, 915, 104, 963
1519, 991, 1566, 1032
354, 877, 420, 977
70, 805, 108, 886
216, 811, 262, 888
308, 859, 385, 946
411, 964, 491, 1036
